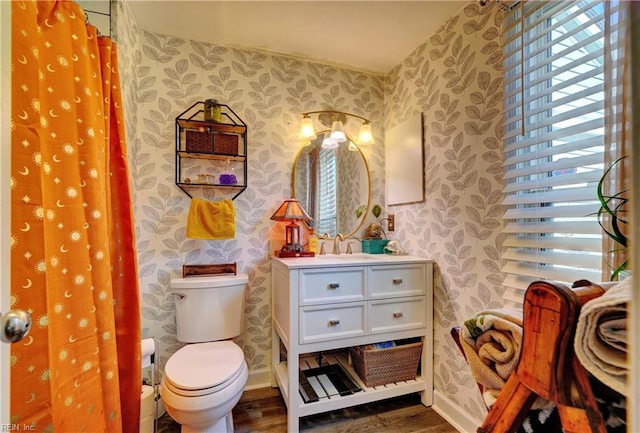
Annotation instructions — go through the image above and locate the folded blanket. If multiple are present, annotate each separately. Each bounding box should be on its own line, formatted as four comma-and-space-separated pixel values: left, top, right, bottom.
460, 309, 525, 407
574, 277, 631, 396
461, 285, 628, 432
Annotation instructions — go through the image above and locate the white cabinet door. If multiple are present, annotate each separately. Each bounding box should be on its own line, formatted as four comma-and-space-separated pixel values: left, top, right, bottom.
299, 267, 365, 306
368, 264, 426, 299
299, 302, 366, 344
368, 296, 426, 334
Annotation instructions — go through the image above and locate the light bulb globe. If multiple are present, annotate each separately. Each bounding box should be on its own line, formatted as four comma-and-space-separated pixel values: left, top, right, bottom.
299, 116, 316, 139
358, 122, 374, 144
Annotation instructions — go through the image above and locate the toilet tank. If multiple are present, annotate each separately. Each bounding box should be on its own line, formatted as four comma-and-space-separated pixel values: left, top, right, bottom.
170, 274, 248, 343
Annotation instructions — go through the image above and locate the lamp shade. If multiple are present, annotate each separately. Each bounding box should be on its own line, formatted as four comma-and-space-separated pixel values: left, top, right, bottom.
299, 115, 316, 139
358, 122, 374, 144
330, 120, 347, 143
321, 132, 339, 149
271, 198, 313, 255
270, 198, 313, 222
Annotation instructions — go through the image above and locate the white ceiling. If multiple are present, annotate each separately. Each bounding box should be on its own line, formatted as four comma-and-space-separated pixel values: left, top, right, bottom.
126, 1, 467, 75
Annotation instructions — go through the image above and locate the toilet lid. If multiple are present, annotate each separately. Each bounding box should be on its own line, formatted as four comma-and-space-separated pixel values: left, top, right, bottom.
164, 341, 245, 391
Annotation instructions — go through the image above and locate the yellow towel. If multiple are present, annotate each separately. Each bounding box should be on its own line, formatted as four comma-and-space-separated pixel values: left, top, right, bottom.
186, 198, 235, 240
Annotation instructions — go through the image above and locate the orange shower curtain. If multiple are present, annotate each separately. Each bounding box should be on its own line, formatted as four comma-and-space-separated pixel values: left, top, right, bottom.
11, 1, 141, 432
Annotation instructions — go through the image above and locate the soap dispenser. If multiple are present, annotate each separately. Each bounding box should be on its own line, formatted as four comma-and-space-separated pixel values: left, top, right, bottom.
308, 229, 318, 254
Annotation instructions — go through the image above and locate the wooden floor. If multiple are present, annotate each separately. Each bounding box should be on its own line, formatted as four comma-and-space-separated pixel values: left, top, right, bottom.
157, 387, 458, 433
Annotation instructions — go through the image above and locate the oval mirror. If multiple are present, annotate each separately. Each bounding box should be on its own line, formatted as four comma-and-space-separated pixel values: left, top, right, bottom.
292, 133, 370, 239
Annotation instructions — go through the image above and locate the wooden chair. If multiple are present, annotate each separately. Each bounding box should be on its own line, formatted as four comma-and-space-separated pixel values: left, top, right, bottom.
454, 280, 608, 433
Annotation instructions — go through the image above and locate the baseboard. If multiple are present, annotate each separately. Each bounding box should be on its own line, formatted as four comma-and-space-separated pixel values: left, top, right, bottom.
432, 390, 483, 433
245, 367, 272, 390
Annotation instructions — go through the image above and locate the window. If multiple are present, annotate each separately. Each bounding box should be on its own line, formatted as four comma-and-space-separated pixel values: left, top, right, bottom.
501, 0, 614, 305
316, 148, 338, 235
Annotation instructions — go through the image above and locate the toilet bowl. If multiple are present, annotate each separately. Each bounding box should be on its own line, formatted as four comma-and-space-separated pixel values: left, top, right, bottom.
162, 274, 249, 433
161, 341, 248, 433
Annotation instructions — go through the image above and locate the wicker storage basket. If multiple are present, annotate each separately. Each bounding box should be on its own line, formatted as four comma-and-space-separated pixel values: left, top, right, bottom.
214, 133, 239, 155
185, 130, 213, 153
185, 131, 239, 155
350, 341, 422, 387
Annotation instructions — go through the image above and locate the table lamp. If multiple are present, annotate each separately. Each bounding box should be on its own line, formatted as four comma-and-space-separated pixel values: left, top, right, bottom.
270, 198, 314, 257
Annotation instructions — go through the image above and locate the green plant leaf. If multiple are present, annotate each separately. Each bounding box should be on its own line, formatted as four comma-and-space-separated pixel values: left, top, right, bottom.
611, 260, 629, 281
597, 155, 629, 280
372, 204, 382, 218
355, 205, 366, 218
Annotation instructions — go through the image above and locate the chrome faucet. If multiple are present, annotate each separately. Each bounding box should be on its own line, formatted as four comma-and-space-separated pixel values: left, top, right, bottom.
332, 233, 344, 255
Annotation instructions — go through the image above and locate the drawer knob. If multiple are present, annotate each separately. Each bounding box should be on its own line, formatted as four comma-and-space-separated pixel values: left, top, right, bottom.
328, 283, 340, 289
392, 278, 403, 284
393, 312, 404, 318
328, 319, 340, 326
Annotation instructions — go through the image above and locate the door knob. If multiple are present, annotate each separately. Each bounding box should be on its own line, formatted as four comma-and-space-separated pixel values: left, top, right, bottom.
0, 309, 32, 343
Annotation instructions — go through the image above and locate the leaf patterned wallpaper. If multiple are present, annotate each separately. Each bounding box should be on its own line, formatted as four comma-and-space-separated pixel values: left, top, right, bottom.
113, 0, 504, 422
113, 0, 386, 380
384, 3, 505, 418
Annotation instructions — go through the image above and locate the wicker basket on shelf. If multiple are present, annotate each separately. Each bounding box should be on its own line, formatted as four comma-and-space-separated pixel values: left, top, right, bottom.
214, 133, 239, 155
185, 131, 239, 155
185, 130, 213, 153
349, 341, 422, 387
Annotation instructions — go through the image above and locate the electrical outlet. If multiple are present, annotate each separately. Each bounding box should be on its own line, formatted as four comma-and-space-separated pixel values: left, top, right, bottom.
387, 214, 395, 232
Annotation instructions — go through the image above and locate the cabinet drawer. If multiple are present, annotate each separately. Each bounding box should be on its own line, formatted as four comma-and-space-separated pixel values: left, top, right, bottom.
300, 267, 365, 305
369, 296, 425, 334
368, 264, 425, 299
299, 302, 366, 344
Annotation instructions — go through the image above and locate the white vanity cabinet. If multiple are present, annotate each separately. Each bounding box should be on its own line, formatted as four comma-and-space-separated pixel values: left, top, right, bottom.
271, 254, 434, 433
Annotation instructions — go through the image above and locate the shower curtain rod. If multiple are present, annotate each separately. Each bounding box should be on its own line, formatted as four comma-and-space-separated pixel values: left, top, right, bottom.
479, 0, 520, 12
82, 3, 112, 37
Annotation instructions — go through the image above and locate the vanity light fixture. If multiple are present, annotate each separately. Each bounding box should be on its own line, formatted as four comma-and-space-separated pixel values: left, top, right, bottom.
270, 198, 314, 257
330, 120, 347, 143
299, 115, 316, 139
358, 121, 374, 145
321, 132, 339, 149
298, 110, 374, 146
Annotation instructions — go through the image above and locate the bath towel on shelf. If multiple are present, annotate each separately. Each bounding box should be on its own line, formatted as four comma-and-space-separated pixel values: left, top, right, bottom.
574, 277, 631, 397
186, 197, 235, 240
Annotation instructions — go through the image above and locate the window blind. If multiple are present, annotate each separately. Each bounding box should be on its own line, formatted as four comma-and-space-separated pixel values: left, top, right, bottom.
317, 148, 338, 235
501, 0, 611, 306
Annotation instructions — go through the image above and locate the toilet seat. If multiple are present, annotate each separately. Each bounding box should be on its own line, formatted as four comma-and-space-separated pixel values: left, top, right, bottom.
163, 341, 245, 397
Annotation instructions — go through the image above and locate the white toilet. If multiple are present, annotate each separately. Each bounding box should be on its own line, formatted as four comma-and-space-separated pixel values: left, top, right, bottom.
161, 274, 249, 433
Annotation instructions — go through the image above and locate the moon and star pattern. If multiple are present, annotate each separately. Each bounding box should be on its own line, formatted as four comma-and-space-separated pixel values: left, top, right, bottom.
11, 1, 141, 432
